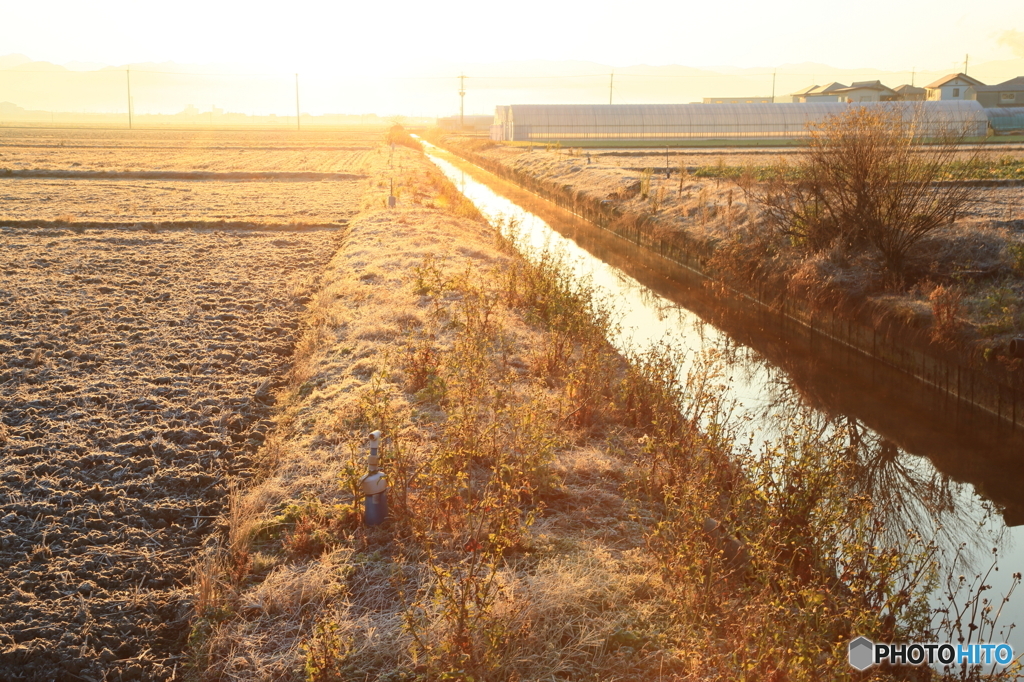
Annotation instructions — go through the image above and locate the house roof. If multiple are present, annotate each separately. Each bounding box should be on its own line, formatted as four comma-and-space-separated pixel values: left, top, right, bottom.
976, 76, 1024, 93
790, 84, 819, 96
811, 81, 848, 94
831, 80, 896, 94
893, 84, 926, 94
925, 73, 985, 89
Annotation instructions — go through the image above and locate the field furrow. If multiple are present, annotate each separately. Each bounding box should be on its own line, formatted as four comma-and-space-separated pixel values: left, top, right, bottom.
0, 225, 344, 681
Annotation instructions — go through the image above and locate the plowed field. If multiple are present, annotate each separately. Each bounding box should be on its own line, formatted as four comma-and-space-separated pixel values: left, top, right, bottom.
0, 128, 379, 681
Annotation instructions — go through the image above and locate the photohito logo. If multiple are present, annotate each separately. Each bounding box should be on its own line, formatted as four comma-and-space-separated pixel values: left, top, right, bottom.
849, 637, 1014, 670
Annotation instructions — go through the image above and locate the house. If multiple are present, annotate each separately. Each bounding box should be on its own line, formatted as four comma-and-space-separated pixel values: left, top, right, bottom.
893, 84, 926, 101
789, 82, 848, 103
787, 85, 818, 103
829, 81, 898, 103
925, 73, 984, 101
975, 76, 1024, 108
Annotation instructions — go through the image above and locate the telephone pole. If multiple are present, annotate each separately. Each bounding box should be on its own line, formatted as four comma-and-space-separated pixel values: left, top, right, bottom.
459, 73, 466, 128
126, 70, 133, 130
295, 73, 301, 131
771, 70, 777, 103
609, 71, 614, 105
964, 54, 969, 75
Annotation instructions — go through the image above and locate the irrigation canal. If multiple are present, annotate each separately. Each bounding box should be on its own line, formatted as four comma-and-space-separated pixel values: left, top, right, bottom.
421, 140, 1024, 650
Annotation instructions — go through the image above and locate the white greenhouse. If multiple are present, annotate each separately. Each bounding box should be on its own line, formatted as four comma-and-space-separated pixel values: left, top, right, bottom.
490, 101, 991, 142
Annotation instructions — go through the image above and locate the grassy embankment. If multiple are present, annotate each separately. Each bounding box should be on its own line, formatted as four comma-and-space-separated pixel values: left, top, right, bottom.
441, 134, 1024, 408
186, 131, 1019, 681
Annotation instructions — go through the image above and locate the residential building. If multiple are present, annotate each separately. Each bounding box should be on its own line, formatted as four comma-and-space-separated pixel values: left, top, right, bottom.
925, 73, 984, 101
789, 82, 848, 103
893, 84, 926, 101
829, 81, 898, 103
788, 85, 817, 103
975, 76, 1024, 108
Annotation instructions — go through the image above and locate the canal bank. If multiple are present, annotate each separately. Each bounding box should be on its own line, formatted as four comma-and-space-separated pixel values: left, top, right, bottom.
434, 137, 1024, 433
419, 138, 1024, 661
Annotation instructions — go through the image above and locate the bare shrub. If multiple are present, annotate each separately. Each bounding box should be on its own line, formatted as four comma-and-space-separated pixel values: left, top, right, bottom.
385, 124, 423, 152
752, 104, 980, 279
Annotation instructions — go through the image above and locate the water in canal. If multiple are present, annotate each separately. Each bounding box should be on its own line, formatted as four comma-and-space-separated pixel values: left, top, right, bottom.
422, 141, 1024, 653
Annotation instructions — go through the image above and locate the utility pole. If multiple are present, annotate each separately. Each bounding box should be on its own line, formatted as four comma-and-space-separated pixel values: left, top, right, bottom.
964, 54, 969, 75
126, 69, 133, 130
459, 73, 466, 129
911, 67, 915, 87
609, 71, 614, 105
771, 70, 777, 103
295, 73, 301, 131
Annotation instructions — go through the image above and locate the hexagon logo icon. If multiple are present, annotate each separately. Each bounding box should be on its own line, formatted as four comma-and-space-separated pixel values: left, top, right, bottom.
849, 636, 875, 671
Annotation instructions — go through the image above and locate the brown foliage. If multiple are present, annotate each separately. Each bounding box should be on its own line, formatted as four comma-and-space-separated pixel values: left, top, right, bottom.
929, 284, 965, 345
386, 123, 424, 151
751, 105, 979, 277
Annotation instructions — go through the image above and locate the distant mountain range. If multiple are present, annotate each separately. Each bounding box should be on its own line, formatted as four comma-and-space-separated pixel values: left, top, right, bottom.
2, 53, 1023, 117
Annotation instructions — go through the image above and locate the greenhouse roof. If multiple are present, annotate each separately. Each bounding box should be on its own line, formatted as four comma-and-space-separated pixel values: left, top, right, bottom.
494, 102, 989, 141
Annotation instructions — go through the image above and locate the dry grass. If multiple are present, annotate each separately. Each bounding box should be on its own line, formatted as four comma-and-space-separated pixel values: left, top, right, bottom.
186, 138, 665, 680
187, 135, 1023, 682
186, 141, 510, 680
452, 131, 1024, 368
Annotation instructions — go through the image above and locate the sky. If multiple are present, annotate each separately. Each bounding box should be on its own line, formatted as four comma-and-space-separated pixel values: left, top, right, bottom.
3, 0, 1022, 72
2, 0, 1023, 116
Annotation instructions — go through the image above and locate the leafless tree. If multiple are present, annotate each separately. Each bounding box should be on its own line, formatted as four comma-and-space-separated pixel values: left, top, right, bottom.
753, 104, 980, 278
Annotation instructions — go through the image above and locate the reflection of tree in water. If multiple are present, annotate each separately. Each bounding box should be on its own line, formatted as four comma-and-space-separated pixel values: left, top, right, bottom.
741, 364, 999, 566
846, 421, 961, 545
844, 421, 1011, 579
639, 295, 1008, 578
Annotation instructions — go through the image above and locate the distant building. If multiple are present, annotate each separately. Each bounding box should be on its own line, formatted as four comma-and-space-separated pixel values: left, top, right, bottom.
975, 76, 1024, 108
702, 96, 774, 104
489, 102, 989, 142
788, 85, 818, 103
925, 73, 985, 101
789, 82, 848, 103
829, 80, 898, 103
893, 84, 926, 101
